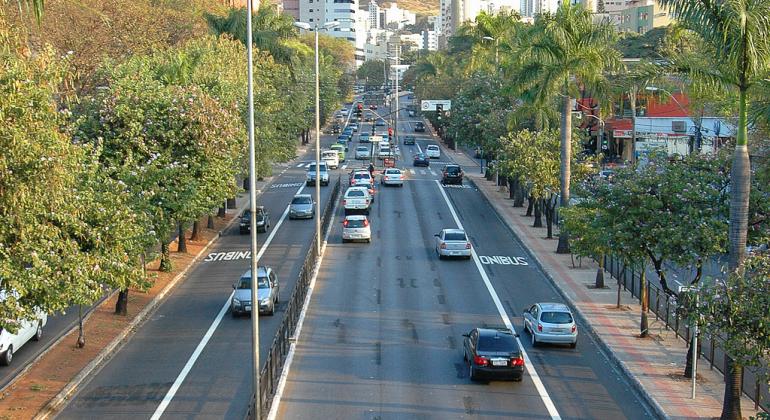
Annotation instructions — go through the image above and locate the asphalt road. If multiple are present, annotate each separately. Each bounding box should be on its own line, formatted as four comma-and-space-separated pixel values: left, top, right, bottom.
275, 102, 653, 419
56, 121, 348, 419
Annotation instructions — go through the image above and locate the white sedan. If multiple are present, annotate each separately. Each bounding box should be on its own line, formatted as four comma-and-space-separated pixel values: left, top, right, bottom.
435, 228, 472, 259
381, 168, 404, 187
426, 145, 441, 159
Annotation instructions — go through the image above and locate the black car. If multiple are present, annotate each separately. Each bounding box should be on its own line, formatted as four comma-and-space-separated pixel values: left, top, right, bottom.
441, 164, 464, 185
414, 121, 426, 132
240, 206, 270, 234
463, 328, 524, 382
403, 136, 416, 145
413, 153, 430, 167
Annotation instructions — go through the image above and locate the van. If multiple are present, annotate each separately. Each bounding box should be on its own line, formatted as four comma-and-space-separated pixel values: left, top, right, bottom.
378, 142, 392, 160
321, 150, 340, 169
0, 311, 47, 366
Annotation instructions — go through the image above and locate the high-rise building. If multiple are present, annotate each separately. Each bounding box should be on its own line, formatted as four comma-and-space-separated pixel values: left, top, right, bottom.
422, 30, 438, 50
368, 1, 382, 29
439, 0, 521, 46
298, 0, 358, 42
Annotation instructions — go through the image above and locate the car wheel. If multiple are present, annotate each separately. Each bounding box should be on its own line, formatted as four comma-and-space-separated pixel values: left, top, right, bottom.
342, 238, 348, 243
570, 341, 577, 349
531, 332, 538, 347
469, 362, 478, 381
231, 308, 239, 318
0, 346, 12, 366
33, 321, 43, 341
267, 305, 275, 316
366, 238, 371, 243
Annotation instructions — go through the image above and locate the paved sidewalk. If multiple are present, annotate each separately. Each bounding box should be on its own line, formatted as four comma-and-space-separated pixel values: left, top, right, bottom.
446, 146, 764, 419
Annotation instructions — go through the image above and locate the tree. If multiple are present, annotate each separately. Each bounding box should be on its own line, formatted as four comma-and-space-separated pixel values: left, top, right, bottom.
357, 60, 386, 89
514, 4, 621, 254
654, 0, 770, 415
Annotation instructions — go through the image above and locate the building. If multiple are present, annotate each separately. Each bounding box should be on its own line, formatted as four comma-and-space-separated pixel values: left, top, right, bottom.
605, 0, 673, 34
282, 0, 300, 19
298, 0, 358, 42
422, 30, 439, 50
368, 1, 382, 29
382, 3, 417, 28
440, 0, 522, 46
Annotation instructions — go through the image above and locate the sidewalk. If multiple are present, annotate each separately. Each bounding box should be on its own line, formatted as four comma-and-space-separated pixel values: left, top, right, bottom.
447, 147, 764, 420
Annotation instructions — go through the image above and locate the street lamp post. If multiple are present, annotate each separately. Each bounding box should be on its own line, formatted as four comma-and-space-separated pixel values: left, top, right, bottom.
245, 2, 260, 418
294, 20, 340, 258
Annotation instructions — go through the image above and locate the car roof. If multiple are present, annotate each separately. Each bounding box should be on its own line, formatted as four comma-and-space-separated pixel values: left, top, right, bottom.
346, 186, 369, 192
476, 327, 515, 337
537, 302, 572, 312
344, 214, 367, 221
427, 144, 439, 149
240, 266, 270, 279
294, 193, 312, 198
331, 144, 343, 149
442, 228, 466, 235
384, 168, 401, 172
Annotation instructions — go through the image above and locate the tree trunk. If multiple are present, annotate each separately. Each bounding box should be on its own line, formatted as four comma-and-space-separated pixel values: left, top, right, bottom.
720, 88, 750, 420
617, 265, 625, 308
207, 214, 215, 229
557, 93, 572, 254
159, 241, 172, 272
508, 177, 516, 200
191, 220, 200, 241
596, 253, 605, 288
218, 201, 226, 217
640, 268, 649, 338
243, 177, 249, 190
721, 357, 743, 420
115, 288, 128, 316
544, 198, 554, 238
533, 199, 543, 228
526, 194, 534, 217
177, 222, 187, 253
76, 304, 85, 348
513, 181, 525, 207
226, 197, 237, 209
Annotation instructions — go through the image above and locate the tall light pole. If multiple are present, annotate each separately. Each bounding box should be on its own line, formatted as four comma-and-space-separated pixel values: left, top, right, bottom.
245, 2, 260, 418
294, 20, 339, 257
483, 36, 500, 180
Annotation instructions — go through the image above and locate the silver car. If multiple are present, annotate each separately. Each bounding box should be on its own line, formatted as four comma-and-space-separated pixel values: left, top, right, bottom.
435, 228, 472, 259
289, 194, 315, 219
522, 302, 577, 348
231, 267, 279, 316
381, 168, 404, 187
342, 215, 371, 243
355, 145, 370, 160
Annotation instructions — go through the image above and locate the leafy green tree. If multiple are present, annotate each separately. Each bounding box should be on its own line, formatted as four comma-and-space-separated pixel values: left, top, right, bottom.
655, 0, 770, 414
514, 4, 621, 254
357, 60, 386, 90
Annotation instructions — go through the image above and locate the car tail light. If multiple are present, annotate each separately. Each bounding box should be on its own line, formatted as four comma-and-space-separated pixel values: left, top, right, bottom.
465, 243, 471, 249
537, 324, 543, 332
571, 324, 577, 333
363, 219, 369, 227
473, 355, 488, 366
342, 199, 347, 206
440, 243, 447, 249
511, 356, 524, 366
351, 179, 356, 185
343, 220, 349, 227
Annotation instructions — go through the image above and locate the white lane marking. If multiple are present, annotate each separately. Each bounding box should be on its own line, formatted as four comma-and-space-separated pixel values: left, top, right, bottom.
419, 169, 426, 175
416, 142, 423, 154
429, 169, 437, 176
151, 182, 307, 419
434, 180, 562, 420
267, 184, 341, 420
296, 163, 304, 168
409, 169, 416, 175
341, 164, 348, 170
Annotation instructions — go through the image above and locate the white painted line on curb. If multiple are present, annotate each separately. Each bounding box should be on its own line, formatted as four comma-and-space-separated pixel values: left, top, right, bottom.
267, 184, 341, 420
151, 183, 307, 419
434, 179, 562, 420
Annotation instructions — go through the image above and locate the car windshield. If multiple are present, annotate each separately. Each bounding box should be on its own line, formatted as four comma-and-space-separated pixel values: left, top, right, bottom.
446, 167, 460, 174
292, 196, 312, 205
347, 190, 365, 197
444, 232, 467, 241
307, 164, 326, 172
357, 147, 368, 151
540, 311, 573, 324
237, 276, 269, 289
354, 173, 371, 179
478, 333, 517, 352
345, 219, 366, 228
415, 154, 426, 159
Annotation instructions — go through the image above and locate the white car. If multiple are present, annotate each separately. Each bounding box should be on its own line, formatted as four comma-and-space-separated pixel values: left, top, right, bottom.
426, 145, 441, 159
321, 150, 340, 169
522, 302, 577, 348
343, 186, 372, 215
435, 228, 472, 259
342, 215, 372, 243
355, 145, 370, 160
381, 168, 404, 187
0, 311, 47, 366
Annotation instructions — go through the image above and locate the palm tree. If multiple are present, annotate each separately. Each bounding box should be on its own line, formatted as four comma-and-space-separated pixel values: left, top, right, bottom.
13, 0, 44, 23
513, 3, 621, 254
655, 0, 770, 417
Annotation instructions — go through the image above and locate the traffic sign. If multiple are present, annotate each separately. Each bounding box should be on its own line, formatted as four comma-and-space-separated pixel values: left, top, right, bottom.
421, 100, 452, 111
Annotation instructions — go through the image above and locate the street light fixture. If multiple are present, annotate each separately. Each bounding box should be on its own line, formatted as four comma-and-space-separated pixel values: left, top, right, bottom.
294, 20, 340, 258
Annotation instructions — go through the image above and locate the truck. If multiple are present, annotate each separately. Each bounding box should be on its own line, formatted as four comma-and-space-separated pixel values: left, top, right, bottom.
342, 186, 372, 215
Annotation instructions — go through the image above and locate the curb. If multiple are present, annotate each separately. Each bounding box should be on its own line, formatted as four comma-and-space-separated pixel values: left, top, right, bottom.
465, 175, 667, 420
32, 173, 282, 419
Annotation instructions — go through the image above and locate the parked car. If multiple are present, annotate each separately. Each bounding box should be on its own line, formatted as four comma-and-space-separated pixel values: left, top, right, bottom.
239, 206, 269, 234
321, 150, 340, 169
342, 186, 372, 215
413, 153, 430, 167
330, 144, 346, 162
306, 161, 329, 186
435, 228, 472, 259
463, 327, 524, 382
426, 145, 441, 159
0, 301, 46, 366
355, 145, 371, 160
289, 194, 315, 219
403, 135, 416, 145
381, 168, 404, 187
231, 267, 279, 316
414, 121, 426, 132
342, 215, 371, 243
522, 302, 577, 348
441, 164, 464, 185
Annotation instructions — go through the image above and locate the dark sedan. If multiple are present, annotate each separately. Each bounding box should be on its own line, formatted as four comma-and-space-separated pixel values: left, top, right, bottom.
239, 206, 269, 234
403, 135, 416, 145
463, 327, 524, 382
413, 153, 430, 167
441, 164, 464, 185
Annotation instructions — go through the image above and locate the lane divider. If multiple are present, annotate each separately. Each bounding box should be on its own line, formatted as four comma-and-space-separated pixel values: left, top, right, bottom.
434, 179, 562, 420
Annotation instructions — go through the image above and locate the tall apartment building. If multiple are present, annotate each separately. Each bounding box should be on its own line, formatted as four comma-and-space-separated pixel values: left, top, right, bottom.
298, 0, 358, 42
439, 0, 521, 47
382, 3, 417, 28
422, 30, 438, 50
613, 0, 672, 33
368, 1, 382, 29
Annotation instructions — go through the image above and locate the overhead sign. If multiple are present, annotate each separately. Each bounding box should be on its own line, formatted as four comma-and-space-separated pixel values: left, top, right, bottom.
421, 100, 452, 111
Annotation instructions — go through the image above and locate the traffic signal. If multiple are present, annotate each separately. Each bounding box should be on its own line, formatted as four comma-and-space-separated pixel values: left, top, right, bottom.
436, 104, 443, 112
388, 127, 394, 137
600, 134, 609, 150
